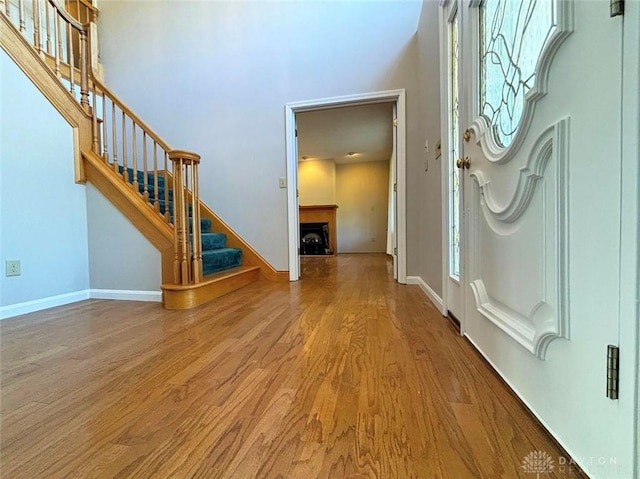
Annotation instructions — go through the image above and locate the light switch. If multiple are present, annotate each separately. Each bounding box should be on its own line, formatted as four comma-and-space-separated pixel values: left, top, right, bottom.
279, 177, 287, 188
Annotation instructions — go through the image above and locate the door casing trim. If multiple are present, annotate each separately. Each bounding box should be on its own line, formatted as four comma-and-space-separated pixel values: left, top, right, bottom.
285, 90, 407, 282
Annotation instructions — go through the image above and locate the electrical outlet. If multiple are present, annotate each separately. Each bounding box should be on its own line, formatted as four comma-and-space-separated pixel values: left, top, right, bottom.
6, 260, 20, 277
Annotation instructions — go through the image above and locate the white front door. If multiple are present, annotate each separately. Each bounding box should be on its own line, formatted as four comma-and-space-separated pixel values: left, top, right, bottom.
450, 0, 636, 474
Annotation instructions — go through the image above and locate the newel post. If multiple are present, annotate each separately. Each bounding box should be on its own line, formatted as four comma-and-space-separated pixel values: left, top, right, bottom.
168, 150, 202, 285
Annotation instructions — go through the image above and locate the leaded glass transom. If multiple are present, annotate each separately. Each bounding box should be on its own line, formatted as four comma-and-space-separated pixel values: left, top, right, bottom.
480, 0, 553, 148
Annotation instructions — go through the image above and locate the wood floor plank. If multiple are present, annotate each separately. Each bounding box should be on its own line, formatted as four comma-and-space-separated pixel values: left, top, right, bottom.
1, 254, 585, 478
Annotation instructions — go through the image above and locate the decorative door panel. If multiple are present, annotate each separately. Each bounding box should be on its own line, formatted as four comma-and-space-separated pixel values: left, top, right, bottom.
459, 0, 573, 359
467, 119, 569, 358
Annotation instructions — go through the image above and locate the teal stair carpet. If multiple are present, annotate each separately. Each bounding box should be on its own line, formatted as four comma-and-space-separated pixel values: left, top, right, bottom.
121, 167, 243, 275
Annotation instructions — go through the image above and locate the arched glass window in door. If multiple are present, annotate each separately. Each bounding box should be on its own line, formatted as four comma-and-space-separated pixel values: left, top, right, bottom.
480, 0, 554, 148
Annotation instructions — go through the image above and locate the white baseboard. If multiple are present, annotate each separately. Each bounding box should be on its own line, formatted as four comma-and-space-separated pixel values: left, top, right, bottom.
0, 289, 91, 320
406, 276, 446, 315
90, 289, 162, 302
0, 288, 163, 320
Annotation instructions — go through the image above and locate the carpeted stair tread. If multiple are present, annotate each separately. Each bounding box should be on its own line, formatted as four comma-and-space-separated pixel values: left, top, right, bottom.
202, 247, 242, 274
157, 209, 211, 234
157, 200, 196, 217
123, 168, 243, 276
119, 166, 166, 187
160, 209, 212, 234
199, 232, 227, 250
199, 218, 212, 234
141, 185, 173, 201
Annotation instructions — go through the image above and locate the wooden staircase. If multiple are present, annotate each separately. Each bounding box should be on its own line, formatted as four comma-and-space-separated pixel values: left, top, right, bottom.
83, 149, 280, 309
1, 0, 286, 309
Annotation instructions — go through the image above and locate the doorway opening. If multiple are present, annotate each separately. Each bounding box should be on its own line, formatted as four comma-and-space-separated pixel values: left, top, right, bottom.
297, 103, 392, 262
285, 90, 407, 282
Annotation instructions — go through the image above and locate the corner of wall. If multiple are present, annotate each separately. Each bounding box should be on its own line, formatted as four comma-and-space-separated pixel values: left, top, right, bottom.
406, 275, 445, 315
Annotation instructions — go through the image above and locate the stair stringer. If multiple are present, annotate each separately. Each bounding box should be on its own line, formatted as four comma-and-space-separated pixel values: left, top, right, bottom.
83, 150, 175, 284
0, 13, 92, 183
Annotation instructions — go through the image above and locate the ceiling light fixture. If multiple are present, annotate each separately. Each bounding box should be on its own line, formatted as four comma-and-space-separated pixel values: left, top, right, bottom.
347, 152, 357, 157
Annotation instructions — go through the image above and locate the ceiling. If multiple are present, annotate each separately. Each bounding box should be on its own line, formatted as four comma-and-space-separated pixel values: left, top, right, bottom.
296, 103, 394, 165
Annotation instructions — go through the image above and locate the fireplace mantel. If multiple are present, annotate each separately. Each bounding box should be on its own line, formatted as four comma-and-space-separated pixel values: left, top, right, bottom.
299, 205, 338, 255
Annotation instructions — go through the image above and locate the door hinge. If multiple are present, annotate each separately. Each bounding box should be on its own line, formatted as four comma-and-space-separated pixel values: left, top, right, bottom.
611, 0, 624, 16
606, 345, 619, 400
295, 129, 298, 137
393, 117, 398, 127
393, 247, 398, 255
296, 189, 299, 198
393, 183, 397, 192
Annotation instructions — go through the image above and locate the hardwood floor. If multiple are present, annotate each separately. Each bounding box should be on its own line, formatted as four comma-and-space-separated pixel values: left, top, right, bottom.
1, 254, 584, 478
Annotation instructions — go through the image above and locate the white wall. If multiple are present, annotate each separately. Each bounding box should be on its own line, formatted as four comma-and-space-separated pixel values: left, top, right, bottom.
0, 49, 164, 316
0, 50, 90, 311
336, 161, 390, 253
86, 184, 161, 292
97, 0, 424, 272
414, 0, 443, 298
298, 159, 335, 206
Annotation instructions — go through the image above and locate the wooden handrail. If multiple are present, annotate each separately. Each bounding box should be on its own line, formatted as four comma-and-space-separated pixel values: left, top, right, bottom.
49, 0, 83, 31
90, 77, 172, 152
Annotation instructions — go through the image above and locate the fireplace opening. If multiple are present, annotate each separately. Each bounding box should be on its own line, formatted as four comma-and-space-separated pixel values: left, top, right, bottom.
300, 222, 331, 255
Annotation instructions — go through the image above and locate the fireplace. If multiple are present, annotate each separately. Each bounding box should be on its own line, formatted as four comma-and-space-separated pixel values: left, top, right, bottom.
300, 222, 330, 255
299, 205, 338, 255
